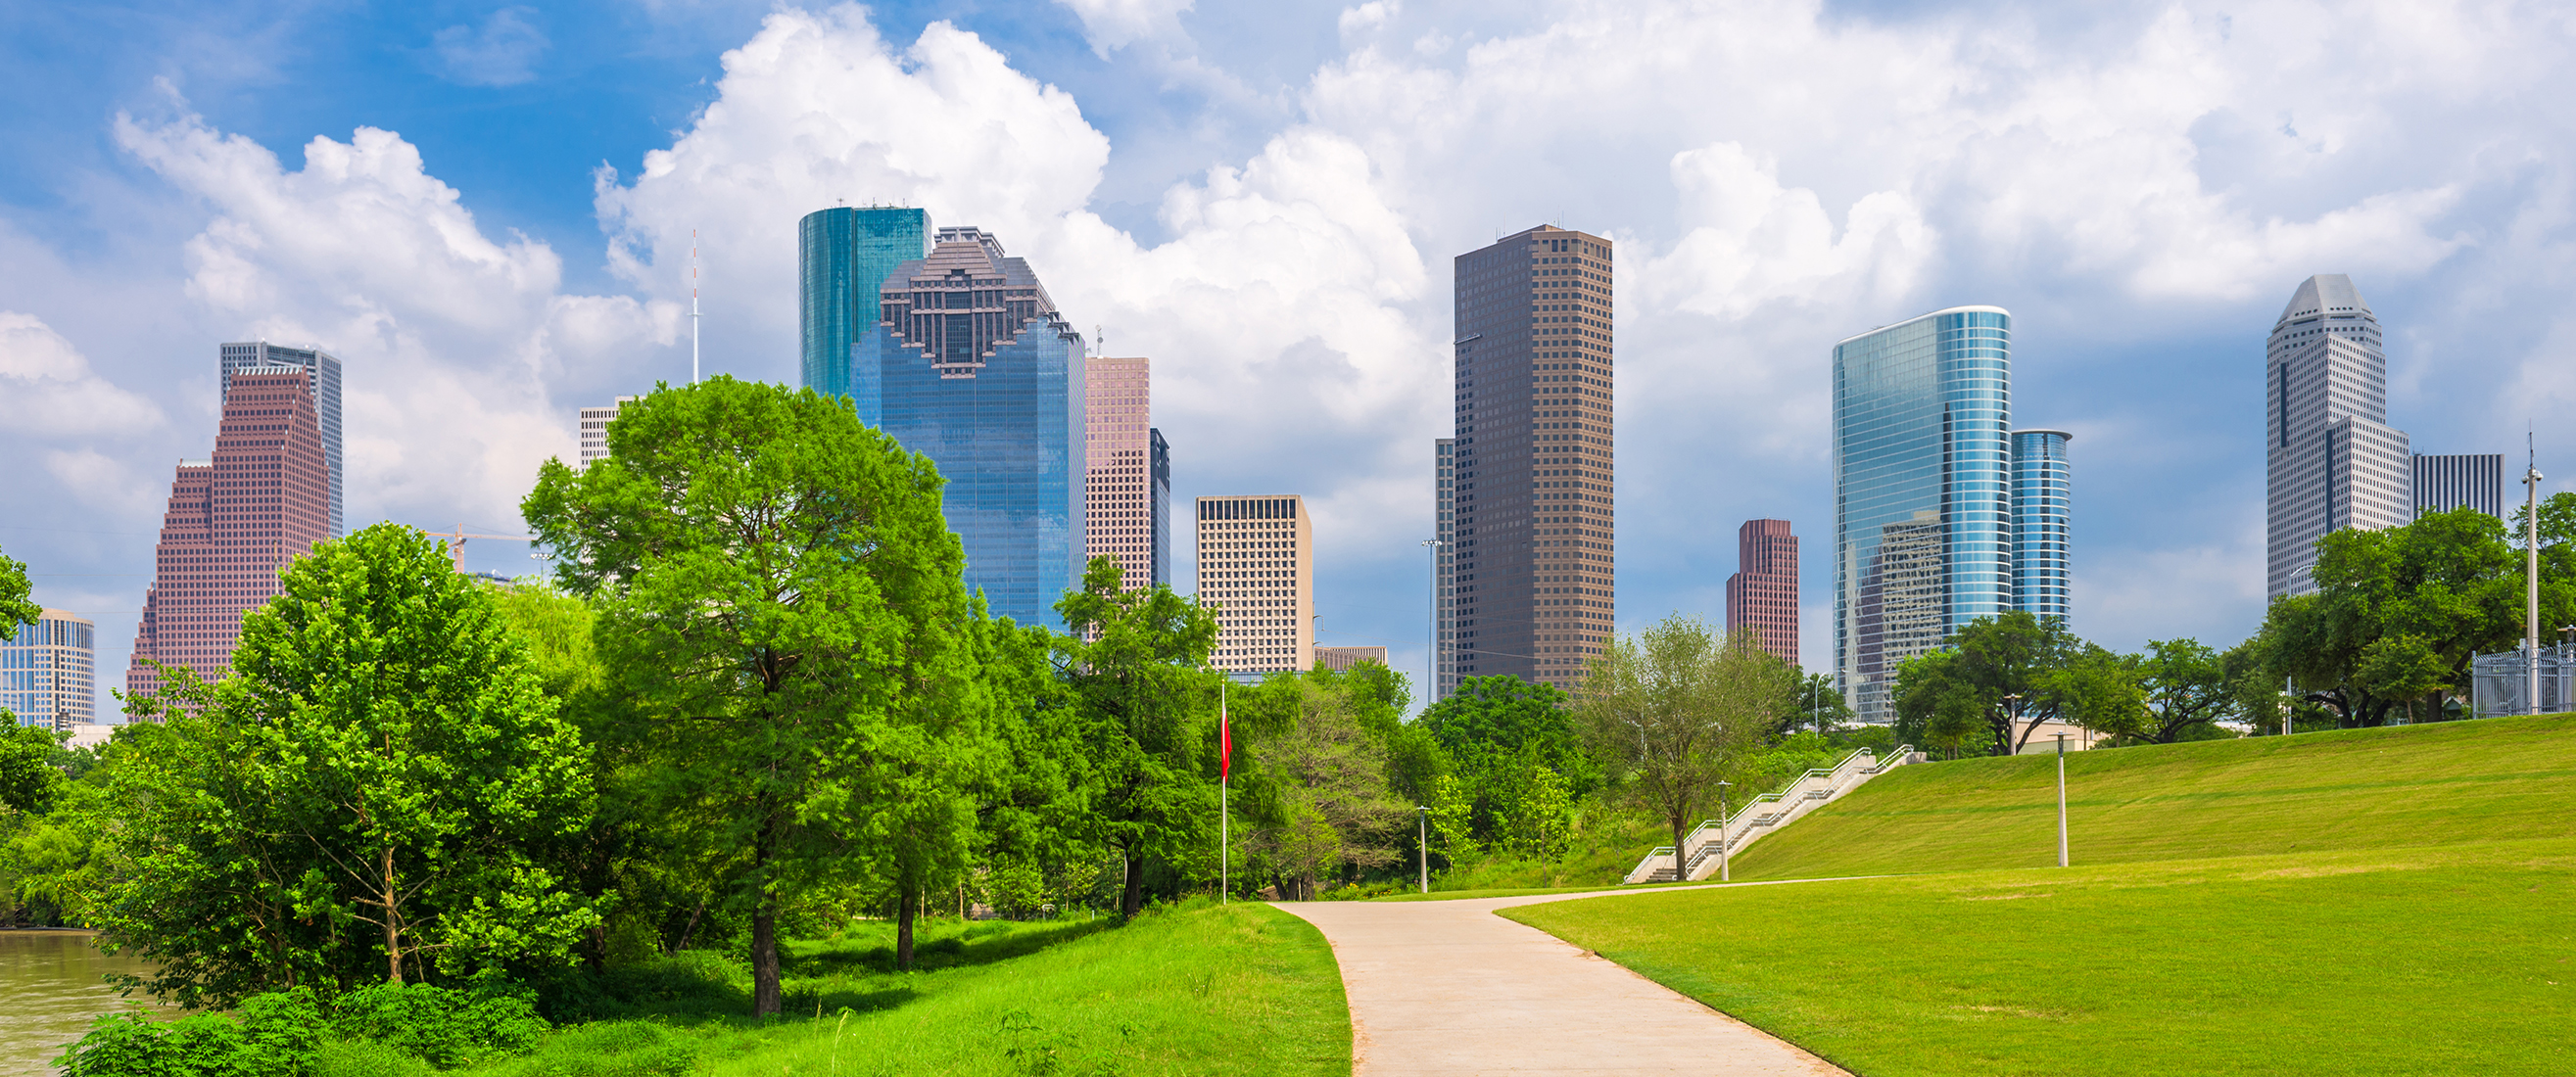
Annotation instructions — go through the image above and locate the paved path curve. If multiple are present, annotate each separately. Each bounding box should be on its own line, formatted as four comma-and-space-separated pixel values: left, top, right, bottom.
1275, 883, 1854, 1077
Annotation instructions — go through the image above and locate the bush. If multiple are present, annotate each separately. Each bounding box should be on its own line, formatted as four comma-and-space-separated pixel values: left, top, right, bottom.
56, 992, 324, 1077
310, 1039, 437, 1077
329, 980, 549, 1067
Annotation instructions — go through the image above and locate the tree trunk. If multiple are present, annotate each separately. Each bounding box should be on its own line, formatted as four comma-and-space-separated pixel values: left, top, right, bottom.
897, 885, 919, 970
383, 846, 403, 984
751, 902, 781, 1016
1670, 819, 1686, 882
1121, 851, 1146, 916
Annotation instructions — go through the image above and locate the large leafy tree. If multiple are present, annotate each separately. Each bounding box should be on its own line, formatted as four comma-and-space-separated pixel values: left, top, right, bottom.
1892, 612, 2142, 756
92, 525, 596, 1006
2256, 504, 2573, 726
524, 377, 990, 1008
1232, 666, 1411, 899
1053, 558, 1223, 915
1417, 676, 1595, 850
0, 540, 38, 632
1576, 617, 1783, 882
2102, 638, 2238, 744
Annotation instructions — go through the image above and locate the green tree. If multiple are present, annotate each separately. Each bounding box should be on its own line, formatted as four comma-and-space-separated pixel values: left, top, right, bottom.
1892, 612, 2141, 755
1236, 667, 1409, 899
0, 540, 39, 633
1790, 671, 1853, 735
1053, 557, 1223, 914
0, 723, 65, 817
1417, 676, 1596, 848
524, 377, 988, 1007
1576, 618, 1783, 882
2113, 638, 2237, 743
94, 525, 595, 1006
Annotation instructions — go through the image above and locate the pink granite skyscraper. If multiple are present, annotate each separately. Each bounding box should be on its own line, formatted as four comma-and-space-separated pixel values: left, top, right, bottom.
1725, 518, 1798, 667
1085, 356, 1165, 588
125, 364, 333, 704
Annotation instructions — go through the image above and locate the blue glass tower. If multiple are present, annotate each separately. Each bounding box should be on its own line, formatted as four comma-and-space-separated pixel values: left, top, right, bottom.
800, 207, 931, 398
1833, 306, 2012, 723
2011, 429, 2073, 623
850, 227, 1086, 628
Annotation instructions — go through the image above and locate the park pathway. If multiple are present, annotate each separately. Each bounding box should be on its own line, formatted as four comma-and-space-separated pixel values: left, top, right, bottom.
1275, 885, 1853, 1077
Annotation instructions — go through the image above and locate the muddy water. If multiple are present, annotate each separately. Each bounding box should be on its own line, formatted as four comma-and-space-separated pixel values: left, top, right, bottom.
0, 932, 165, 1076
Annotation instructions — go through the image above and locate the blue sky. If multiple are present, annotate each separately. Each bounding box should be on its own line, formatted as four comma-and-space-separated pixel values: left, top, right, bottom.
7, 0, 2576, 720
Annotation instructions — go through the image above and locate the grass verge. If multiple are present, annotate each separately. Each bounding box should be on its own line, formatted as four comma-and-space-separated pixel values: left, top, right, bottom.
1732, 713, 2576, 880
1506, 837, 2576, 1076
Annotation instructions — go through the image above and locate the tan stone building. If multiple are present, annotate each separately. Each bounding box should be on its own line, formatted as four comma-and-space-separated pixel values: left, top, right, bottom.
1314, 645, 1388, 673
1196, 495, 1312, 675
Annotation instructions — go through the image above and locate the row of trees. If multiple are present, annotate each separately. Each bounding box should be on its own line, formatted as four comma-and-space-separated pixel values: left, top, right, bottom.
1892, 502, 2576, 756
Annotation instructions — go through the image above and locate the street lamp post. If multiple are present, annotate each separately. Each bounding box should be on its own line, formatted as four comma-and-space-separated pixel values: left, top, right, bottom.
1421, 538, 1445, 702
2055, 732, 2070, 867
1416, 807, 1431, 894
1716, 780, 1734, 883
2525, 439, 2543, 716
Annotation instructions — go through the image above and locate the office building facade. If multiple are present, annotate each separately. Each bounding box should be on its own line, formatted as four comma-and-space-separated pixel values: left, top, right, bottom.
849, 226, 1085, 628
1085, 357, 1159, 590
2266, 274, 2409, 598
3, 609, 95, 731
1196, 495, 1312, 675
1314, 645, 1389, 672
2413, 453, 2504, 518
220, 342, 343, 536
2011, 430, 2073, 622
1432, 437, 1458, 700
127, 365, 334, 702
1149, 429, 1171, 587
1834, 306, 2014, 724
1725, 519, 1798, 667
800, 207, 931, 398
1449, 225, 1615, 693
578, 397, 638, 469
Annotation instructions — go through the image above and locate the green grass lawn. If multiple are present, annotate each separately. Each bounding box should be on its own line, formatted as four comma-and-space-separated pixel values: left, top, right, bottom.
1731, 713, 2576, 880
1505, 838, 2576, 1076
401, 900, 1348, 1077
1495, 716, 2576, 1076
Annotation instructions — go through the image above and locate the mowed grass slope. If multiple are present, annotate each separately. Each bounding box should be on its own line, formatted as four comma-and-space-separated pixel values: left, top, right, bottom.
1500, 716, 2576, 1076
1508, 839, 2576, 1077
1732, 713, 2576, 880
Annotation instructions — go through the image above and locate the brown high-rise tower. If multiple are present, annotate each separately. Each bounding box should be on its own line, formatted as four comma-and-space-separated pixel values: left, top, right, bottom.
1725, 519, 1798, 667
1447, 225, 1614, 693
125, 364, 333, 704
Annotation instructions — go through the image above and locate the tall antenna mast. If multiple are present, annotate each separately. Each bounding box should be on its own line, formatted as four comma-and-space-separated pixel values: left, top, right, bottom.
691, 229, 701, 386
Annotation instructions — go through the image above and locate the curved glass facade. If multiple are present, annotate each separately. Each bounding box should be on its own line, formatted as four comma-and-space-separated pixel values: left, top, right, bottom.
2, 609, 94, 730
800, 207, 930, 398
1834, 307, 2011, 723
2011, 430, 2072, 623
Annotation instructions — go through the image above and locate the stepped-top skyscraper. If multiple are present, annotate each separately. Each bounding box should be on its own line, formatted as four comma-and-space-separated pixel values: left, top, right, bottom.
1726, 519, 1798, 667
2266, 274, 2409, 598
848, 226, 1086, 629
1446, 225, 1616, 693
127, 364, 334, 702
220, 342, 342, 535
801, 206, 931, 398
1085, 356, 1166, 589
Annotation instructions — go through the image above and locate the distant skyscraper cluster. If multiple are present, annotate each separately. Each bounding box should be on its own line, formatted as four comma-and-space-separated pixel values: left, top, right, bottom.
3, 609, 94, 731
1441, 225, 1617, 696
1726, 520, 1798, 667
1832, 306, 2074, 724
127, 355, 337, 702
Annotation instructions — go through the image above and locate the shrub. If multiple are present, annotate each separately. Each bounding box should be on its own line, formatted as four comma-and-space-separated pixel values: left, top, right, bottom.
329, 980, 549, 1068
56, 1002, 322, 1077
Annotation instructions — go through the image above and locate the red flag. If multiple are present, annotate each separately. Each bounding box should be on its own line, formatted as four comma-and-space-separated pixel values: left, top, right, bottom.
1219, 702, 1232, 780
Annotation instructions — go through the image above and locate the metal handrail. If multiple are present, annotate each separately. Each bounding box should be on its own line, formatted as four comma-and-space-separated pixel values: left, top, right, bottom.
1623, 744, 1919, 883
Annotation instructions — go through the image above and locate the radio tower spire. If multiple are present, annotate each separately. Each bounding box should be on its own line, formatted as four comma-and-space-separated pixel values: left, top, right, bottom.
690, 229, 701, 385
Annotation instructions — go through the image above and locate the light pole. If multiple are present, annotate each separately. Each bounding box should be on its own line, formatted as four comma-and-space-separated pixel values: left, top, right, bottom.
1715, 780, 1734, 883
2003, 693, 2024, 754
2525, 437, 2543, 716
1421, 538, 1445, 701
1416, 806, 1431, 894
2055, 732, 2070, 867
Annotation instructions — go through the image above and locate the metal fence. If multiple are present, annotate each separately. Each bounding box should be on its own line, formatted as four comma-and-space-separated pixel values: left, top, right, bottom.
2470, 643, 2576, 718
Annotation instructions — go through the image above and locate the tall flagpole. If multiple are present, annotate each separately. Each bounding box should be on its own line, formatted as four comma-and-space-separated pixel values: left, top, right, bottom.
1220, 682, 1229, 906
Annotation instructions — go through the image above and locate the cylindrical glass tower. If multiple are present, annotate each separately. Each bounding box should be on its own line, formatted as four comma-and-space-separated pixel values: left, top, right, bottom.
2012, 429, 2073, 623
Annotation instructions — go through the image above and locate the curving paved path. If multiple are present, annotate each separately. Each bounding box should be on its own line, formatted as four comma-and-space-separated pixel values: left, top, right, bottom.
1275, 884, 1854, 1077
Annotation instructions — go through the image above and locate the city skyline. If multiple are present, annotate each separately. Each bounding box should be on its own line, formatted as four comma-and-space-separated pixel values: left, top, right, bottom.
10, 3, 2576, 720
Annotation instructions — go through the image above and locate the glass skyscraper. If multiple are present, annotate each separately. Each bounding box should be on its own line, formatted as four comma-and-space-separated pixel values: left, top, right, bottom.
848, 226, 1085, 629
2011, 429, 2073, 623
801, 207, 931, 398
1834, 306, 2013, 723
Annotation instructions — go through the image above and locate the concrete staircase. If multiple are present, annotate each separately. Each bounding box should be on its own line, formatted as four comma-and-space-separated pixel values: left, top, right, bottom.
1623, 744, 1923, 884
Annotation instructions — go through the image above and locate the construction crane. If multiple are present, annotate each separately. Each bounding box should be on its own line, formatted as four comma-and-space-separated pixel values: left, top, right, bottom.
412, 525, 541, 573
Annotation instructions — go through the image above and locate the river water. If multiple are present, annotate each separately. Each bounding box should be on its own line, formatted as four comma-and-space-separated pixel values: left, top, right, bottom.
0, 932, 165, 1076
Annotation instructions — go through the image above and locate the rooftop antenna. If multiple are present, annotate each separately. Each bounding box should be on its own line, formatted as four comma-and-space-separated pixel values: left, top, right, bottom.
690, 229, 701, 386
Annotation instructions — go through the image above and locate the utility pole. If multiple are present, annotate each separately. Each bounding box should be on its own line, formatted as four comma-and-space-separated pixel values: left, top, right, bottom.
1416, 807, 1430, 894
2526, 433, 2543, 716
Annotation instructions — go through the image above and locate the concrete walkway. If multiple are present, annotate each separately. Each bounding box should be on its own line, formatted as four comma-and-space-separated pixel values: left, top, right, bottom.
1275, 884, 1854, 1077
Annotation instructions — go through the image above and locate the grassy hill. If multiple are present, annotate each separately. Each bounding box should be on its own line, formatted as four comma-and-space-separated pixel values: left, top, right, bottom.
1502, 716, 2576, 1076
1732, 713, 2576, 879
